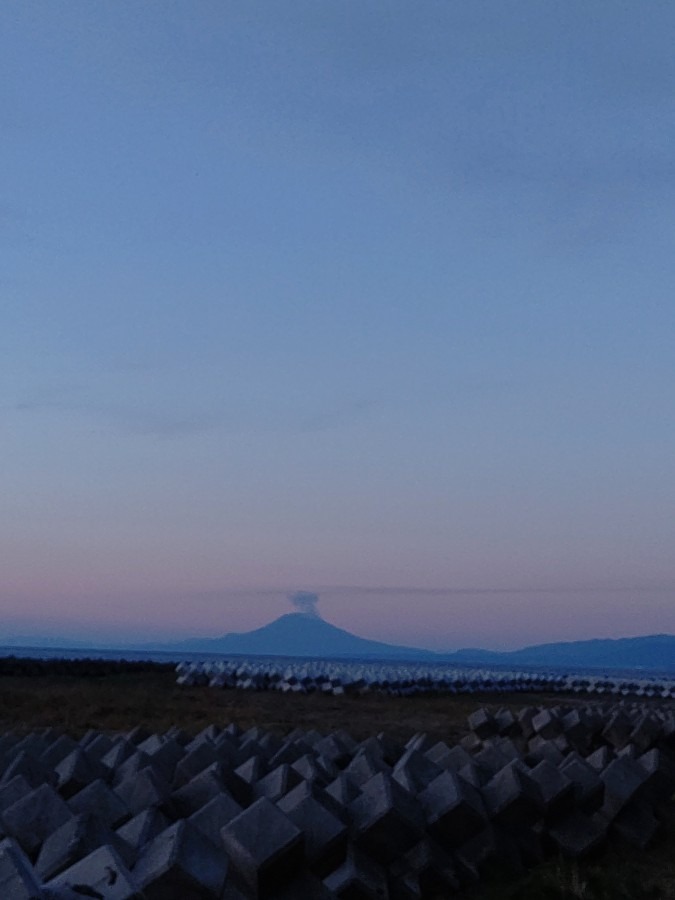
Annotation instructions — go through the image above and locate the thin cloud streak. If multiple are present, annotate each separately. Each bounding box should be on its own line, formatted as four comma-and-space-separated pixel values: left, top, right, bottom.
320, 583, 675, 597
12, 390, 381, 439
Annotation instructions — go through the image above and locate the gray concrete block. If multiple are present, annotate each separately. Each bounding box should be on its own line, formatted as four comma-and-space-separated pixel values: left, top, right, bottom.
36, 812, 134, 882
0, 775, 33, 813
126, 725, 152, 747
258, 732, 284, 759
222, 723, 242, 740
457, 761, 489, 789
460, 732, 482, 754
418, 771, 487, 847
423, 741, 465, 771
1, 749, 56, 790
40, 735, 80, 770
376, 733, 405, 767
559, 755, 604, 812
392, 748, 443, 795
560, 709, 592, 754
137, 735, 165, 756
163, 726, 191, 747
323, 774, 361, 811
101, 739, 136, 773
0, 837, 44, 900
277, 793, 347, 877
637, 747, 675, 802
170, 764, 228, 817
13, 734, 50, 758
81, 733, 115, 762
494, 709, 519, 737
312, 736, 353, 770
116, 809, 170, 854
171, 742, 221, 788
405, 733, 434, 754
473, 743, 512, 776
220, 797, 304, 895
290, 753, 335, 786
296, 729, 324, 748
187, 792, 243, 841
133, 819, 228, 899
600, 756, 649, 821
110, 750, 152, 788
278, 780, 350, 827
585, 746, 612, 772
531, 709, 561, 740
602, 710, 634, 750
114, 767, 172, 818
493, 737, 523, 763
253, 764, 303, 804
344, 750, 388, 788
323, 845, 389, 900
67, 779, 131, 830
332, 731, 358, 755
356, 737, 386, 765
267, 738, 309, 770
2, 783, 73, 858
46, 843, 141, 899
525, 736, 565, 768
55, 748, 108, 799
617, 743, 637, 760
480, 761, 543, 828
234, 754, 267, 787
528, 759, 575, 819
139, 737, 185, 784
349, 772, 425, 864
78, 729, 101, 749
467, 709, 497, 740
516, 707, 537, 741
192, 724, 221, 745
237, 738, 271, 770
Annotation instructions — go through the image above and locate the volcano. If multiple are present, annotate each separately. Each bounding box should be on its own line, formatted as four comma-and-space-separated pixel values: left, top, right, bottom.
166, 613, 438, 660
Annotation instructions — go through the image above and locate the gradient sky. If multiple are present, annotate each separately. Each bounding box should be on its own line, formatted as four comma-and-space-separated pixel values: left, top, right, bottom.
2, 2, 675, 650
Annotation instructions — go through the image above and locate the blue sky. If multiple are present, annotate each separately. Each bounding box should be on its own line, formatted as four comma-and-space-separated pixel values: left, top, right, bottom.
2, 2, 675, 649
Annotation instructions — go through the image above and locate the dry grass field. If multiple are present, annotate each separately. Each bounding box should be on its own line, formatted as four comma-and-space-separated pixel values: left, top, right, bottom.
1, 662, 675, 898
0, 664, 629, 741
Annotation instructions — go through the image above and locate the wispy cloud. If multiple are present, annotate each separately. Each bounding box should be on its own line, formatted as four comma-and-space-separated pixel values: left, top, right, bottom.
12, 382, 381, 439
319, 582, 675, 597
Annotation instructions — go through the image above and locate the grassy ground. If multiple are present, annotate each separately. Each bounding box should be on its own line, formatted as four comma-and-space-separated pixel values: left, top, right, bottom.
0, 667, 632, 741
1, 666, 675, 897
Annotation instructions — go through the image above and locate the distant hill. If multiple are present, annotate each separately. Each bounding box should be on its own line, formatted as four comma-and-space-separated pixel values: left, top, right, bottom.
161, 612, 438, 660
158, 620, 675, 672
452, 633, 675, 672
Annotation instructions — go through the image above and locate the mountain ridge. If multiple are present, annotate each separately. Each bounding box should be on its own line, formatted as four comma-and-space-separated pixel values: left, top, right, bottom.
161, 612, 438, 660
3, 616, 674, 671
151, 615, 675, 671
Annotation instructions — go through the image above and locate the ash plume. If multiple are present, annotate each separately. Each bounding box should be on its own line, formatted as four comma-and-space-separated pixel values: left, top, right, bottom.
289, 591, 321, 618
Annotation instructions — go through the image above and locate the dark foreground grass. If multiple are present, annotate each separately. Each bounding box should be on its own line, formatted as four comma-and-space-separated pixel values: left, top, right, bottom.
468, 828, 675, 899
1, 663, 675, 898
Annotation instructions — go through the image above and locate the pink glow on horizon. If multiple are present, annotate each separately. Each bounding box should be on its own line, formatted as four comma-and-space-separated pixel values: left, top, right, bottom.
2, 582, 673, 651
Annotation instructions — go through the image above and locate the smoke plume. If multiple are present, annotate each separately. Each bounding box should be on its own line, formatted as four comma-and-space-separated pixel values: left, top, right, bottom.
289, 591, 321, 618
